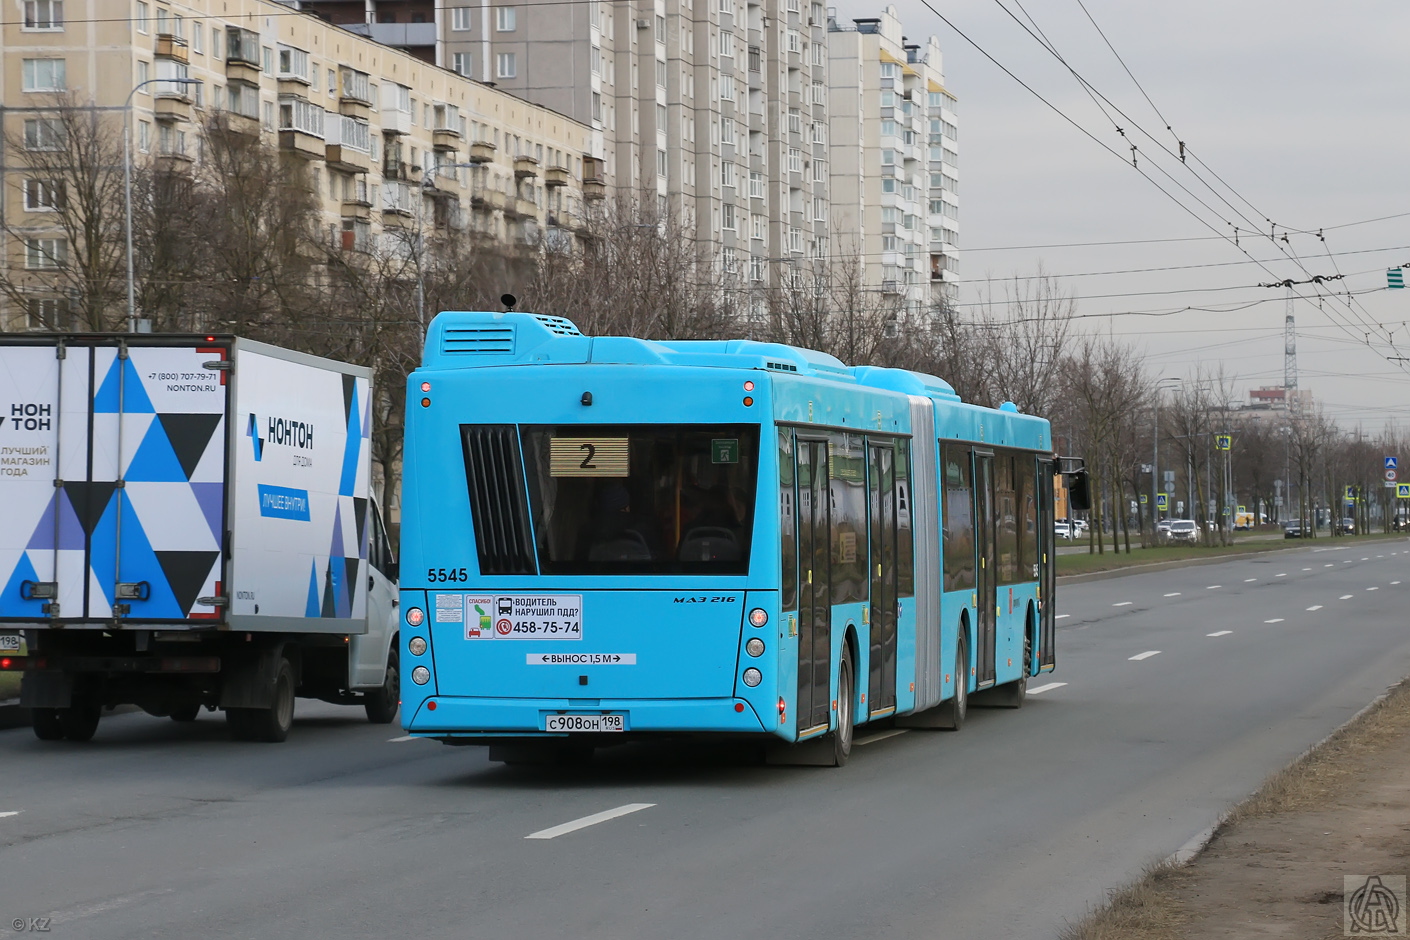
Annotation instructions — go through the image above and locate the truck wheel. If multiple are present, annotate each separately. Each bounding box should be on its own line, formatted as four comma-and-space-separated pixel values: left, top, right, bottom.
60, 699, 101, 742
227, 658, 295, 743
170, 704, 201, 722
31, 708, 65, 741
364, 647, 400, 725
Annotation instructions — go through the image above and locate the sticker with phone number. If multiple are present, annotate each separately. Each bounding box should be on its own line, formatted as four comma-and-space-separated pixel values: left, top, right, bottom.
463, 594, 582, 640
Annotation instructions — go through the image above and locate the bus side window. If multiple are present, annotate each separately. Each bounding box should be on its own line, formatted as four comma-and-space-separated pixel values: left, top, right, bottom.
895, 438, 914, 598
779, 428, 797, 613
996, 451, 1018, 584
830, 432, 867, 606
1020, 457, 1038, 579
942, 443, 976, 593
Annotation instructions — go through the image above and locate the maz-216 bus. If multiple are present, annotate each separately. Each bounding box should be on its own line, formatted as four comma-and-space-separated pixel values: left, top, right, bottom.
397, 310, 1074, 765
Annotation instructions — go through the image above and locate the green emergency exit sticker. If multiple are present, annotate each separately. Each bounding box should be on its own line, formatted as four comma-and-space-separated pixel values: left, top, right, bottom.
712, 439, 739, 464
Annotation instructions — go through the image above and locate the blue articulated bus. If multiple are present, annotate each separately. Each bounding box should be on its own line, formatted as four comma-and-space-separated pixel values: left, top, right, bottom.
398, 310, 1064, 765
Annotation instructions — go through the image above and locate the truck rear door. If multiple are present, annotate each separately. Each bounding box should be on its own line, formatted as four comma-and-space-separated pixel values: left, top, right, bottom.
0, 338, 229, 624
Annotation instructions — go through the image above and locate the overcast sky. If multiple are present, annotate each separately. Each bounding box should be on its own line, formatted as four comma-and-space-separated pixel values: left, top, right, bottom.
834, 0, 1410, 431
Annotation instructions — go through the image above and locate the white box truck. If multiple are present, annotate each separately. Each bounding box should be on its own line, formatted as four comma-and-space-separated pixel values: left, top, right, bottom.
0, 335, 399, 742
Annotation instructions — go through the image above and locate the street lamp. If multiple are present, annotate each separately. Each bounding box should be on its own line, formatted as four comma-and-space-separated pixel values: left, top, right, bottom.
416, 161, 480, 333
125, 76, 201, 333
1152, 377, 1183, 526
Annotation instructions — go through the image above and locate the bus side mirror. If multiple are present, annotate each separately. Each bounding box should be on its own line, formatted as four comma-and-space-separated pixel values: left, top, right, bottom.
1067, 469, 1091, 512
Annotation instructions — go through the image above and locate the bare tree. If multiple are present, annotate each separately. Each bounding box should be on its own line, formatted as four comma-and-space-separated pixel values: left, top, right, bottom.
1, 94, 129, 330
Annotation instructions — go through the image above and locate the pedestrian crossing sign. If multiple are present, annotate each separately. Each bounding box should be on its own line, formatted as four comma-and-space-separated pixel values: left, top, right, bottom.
1156, 493, 1168, 511
1215, 433, 1232, 451
1399, 483, 1410, 499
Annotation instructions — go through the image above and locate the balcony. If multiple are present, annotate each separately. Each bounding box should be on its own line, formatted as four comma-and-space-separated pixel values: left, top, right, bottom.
155, 34, 189, 63
513, 155, 540, 179
279, 129, 325, 159
432, 128, 461, 152
341, 200, 372, 221
583, 178, 606, 200
468, 141, 496, 163
544, 166, 571, 187
154, 152, 194, 173
217, 112, 261, 138
326, 144, 370, 172
153, 95, 191, 123
347, 21, 437, 48
381, 110, 411, 136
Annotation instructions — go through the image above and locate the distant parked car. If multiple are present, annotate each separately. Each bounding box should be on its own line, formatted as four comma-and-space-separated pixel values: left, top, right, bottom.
1072, 518, 1090, 536
1055, 521, 1074, 540
1156, 520, 1172, 536
1340, 517, 1356, 534
1283, 519, 1305, 539
1168, 519, 1199, 544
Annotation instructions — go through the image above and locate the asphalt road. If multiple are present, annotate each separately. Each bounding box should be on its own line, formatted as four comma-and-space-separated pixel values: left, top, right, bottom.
2, 540, 1408, 940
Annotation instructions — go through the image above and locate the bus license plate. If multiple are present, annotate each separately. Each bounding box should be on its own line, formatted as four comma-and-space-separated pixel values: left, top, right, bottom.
0, 635, 19, 652
545, 714, 624, 733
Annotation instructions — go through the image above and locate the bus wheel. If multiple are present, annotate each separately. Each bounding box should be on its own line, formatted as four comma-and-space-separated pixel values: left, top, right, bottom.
936, 634, 968, 731
31, 708, 65, 741
991, 631, 1030, 709
831, 646, 855, 766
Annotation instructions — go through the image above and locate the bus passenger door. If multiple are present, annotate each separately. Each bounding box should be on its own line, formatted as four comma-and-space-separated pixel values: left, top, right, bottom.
796, 439, 832, 735
973, 451, 997, 688
1037, 458, 1057, 671
868, 441, 898, 714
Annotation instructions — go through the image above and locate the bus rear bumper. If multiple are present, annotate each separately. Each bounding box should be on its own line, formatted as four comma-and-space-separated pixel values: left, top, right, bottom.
405, 695, 773, 739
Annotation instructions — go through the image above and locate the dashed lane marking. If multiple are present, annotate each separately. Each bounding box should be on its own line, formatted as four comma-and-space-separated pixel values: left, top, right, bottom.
1367, 587, 1379, 591
1276, 573, 1287, 578
1027, 682, 1067, 695
1129, 651, 1162, 661
1303, 568, 1312, 571
526, 803, 656, 840
1362, 557, 1370, 561
1056, 614, 1071, 620
856, 728, 909, 746
1307, 605, 1323, 611
1207, 631, 1233, 637
0, 811, 19, 819
1325, 564, 1335, 567
1113, 601, 1133, 607
388, 735, 419, 742
1393, 582, 1402, 586
1207, 585, 1222, 589
1164, 592, 1181, 597
1340, 595, 1354, 600
1244, 578, 1257, 582
1265, 618, 1285, 624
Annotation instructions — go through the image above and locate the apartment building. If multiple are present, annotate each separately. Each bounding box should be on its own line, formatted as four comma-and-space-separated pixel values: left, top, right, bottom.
2, 0, 597, 328
293, 0, 833, 309
828, 6, 958, 313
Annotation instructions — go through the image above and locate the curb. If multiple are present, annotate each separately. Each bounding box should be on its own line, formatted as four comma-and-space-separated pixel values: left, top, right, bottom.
1057, 536, 1410, 585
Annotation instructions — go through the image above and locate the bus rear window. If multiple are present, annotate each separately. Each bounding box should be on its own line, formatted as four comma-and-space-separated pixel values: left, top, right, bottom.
521, 424, 760, 575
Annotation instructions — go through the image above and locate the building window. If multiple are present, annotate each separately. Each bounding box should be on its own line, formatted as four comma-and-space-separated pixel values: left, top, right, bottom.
591, 91, 602, 122
24, 0, 63, 30
191, 23, 202, 54
496, 6, 516, 31
749, 255, 763, 282
279, 96, 324, 136
718, 31, 734, 58
747, 45, 760, 72
23, 179, 64, 211
27, 298, 69, 330
786, 29, 800, 53
657, 149, 667, 177
277, 46, 310, 82
22, 58, 66, 92
721, 160, 736, 188
136, 60, 150, 88
788, 108, 800, 135
496, 53, 516, 78
748, 170, 763, 199
788, 148, 802, 173
813, 159, 825, 182
25, 238, 66, 270
722, 203, 737, 231
752, 214, 764, 240
451, 6, 472, 30
720, 116, 734, 146
452, 52, 471, 76
23, 118, 64, 151
262, 46, 273, 74
135, 1, 148, 33
811, 81, 824, 105
590, 45, 601, 75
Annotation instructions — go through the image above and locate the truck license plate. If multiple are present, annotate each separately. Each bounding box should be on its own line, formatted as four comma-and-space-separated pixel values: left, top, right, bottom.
0, 635, 19, 652
544, 714, 624, 733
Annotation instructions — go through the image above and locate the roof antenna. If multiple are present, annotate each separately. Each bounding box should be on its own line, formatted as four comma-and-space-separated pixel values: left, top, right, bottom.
501, 293, 518, 311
